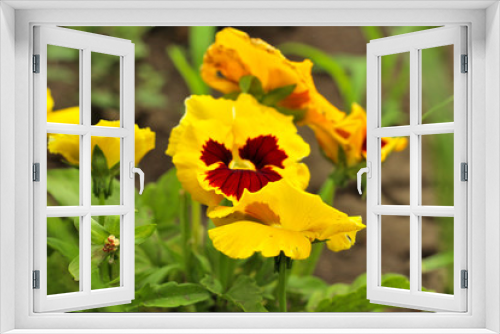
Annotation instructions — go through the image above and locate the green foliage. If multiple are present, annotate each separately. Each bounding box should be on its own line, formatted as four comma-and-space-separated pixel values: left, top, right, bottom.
234, 75, 306, 122
314, 274, 410, 312
167, 26, 215, 95
142, 282, 211, 308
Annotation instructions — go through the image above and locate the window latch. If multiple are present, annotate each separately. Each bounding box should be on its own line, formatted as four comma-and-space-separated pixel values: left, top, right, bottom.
357, 162, 371, 195
129, 162, 145, 195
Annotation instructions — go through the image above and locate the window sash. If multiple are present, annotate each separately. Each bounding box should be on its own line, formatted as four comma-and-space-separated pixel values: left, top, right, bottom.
32, 25, 136, 313
366, 26, 468, 312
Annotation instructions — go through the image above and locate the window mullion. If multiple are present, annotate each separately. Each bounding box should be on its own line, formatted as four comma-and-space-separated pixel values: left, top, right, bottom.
409, 47, 420, 294
81, 47, 92, 293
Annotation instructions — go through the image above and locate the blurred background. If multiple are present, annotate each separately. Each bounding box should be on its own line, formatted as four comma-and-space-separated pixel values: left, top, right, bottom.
46, 26, 454, 311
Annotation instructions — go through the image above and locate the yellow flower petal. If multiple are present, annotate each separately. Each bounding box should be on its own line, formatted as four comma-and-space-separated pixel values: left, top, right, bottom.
325, 216, 365, 252
207, 180, 365, 260
48, 133, 80, 165
47, 106, 80, 124
208, 220, 312, 260
48, 119, 155, 169
379, 137, 409, 162
201, 27, 340, 118
47, 88, 55, 113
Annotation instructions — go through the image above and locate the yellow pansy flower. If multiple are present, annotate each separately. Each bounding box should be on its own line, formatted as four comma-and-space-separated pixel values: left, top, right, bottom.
208, 181, 365, 260
47, 89, 155, 167
47, 88, 80, 124
166, 94, 310, 207
309, 103, 408, 166
201, 27, 345, 123
48, 120, 156, 168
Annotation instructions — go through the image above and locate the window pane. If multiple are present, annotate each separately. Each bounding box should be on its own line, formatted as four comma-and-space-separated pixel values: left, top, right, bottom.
47, 216, 80, 295
47, 133, 80, 206
91, 136, 120, 205
421, 216, 454, 294
381, 136, 410, 205
92, 52, 120, 126
381, 215, 410, 290
47, 45, 80, 124
381, 52, 410, 127
421, 133, 454, 206
421, 45, 454, 124
91, 215, 121, 290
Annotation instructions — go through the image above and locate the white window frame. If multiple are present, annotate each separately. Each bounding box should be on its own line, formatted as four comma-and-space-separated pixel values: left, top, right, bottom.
0, 1, 499, 333
33, 26, 136, 312
366, 26, 468, 312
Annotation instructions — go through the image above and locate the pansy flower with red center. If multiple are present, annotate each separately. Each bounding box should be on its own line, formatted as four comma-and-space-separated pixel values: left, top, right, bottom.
166, 94, 310, 206
208, 181, 365, 260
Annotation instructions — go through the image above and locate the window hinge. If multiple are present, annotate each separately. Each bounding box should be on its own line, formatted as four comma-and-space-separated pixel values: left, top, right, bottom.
33, 270, 40, 289
33, 163, 40, 182
461, 162, 468, 181
461, 270, 468, 289
461, 54, 468, 73
33, 54, 40, 73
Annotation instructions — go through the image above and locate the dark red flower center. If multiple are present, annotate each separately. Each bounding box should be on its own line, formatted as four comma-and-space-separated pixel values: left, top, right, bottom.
200, 135, 288, 200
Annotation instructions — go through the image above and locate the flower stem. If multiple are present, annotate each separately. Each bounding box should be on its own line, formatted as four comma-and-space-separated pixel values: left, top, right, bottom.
99, 192, 105, 225
277, 252, 288, 312
180, 190, 191, 281
191, 201, 202, 253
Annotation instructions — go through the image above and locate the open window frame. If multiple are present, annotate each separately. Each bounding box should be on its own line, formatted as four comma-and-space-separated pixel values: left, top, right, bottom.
1, 1, 499, 333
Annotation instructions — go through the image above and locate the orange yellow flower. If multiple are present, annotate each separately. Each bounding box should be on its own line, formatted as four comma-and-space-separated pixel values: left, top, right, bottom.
208, 181, 365, 260
166, 94, 310, 207
201, 27, 345, 123
309, 103, 407, 166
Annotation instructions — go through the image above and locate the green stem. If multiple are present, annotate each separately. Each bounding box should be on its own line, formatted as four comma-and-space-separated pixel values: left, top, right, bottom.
180, 191, 191, 281
277, 253, 288, 312
99, 192, 105, 225
219, 252, 230, 292
191, 201, 202, 253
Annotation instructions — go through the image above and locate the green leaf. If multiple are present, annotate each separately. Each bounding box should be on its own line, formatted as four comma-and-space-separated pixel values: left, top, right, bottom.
91, 218, 110, 245
68, 256, 79, 281
69, 245, 110, 281
167, 45, 209, 95
224, 275, 267, 312
137, 264, 181, 288
47, 237, 79, 262
47, 169, 79, 206
314, 273, 411, 312
223, 91, 240, 101
91, 145, 112, 198
189, 26, 216, 70
200, 275, 223, 296
139, 168, 182, 227
274, 106, 307, 122
142, 282, 210, 308
287, 275, 328, 297
260, 84, 296, 106
135, 224, 157, 245
239, 75, 264, 98
103, 216, 121, 237
422, 250, 454, 272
